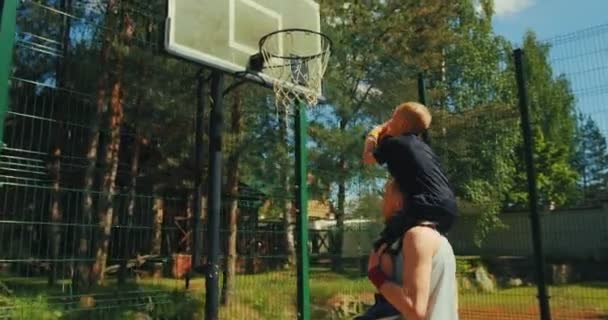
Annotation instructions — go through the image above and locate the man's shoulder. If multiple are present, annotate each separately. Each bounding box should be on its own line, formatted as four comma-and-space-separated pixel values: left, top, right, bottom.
402, 226, 441, 257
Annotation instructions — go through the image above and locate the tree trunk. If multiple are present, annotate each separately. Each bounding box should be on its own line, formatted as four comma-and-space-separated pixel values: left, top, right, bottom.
332, 118, 348, 272
118, 15, 148, 283
332, 161, 346, 273
151, 192, 164, 278
221, 160, 239, 304
91, 10, 134, 284
74, 0, 117, 292
186, 193, 194, 253
118, 129, 141, 284
278, 107, 296, 267
221, 90, 242, 305
47, 0, 72, 287
48, 147, 62, 285
91, 79, 124, 283
74, 108, 101, 292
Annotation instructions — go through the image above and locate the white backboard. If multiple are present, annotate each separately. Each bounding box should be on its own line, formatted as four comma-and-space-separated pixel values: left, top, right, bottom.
165, 0, 322, 91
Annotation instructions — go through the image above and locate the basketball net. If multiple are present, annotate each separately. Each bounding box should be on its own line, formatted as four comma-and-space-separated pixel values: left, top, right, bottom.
260, 29, 331, 111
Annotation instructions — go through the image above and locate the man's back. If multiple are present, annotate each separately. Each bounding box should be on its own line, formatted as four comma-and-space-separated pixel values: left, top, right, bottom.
426, 236, 458, 319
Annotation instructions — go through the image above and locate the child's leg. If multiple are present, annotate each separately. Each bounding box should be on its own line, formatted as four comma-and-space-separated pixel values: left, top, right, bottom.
408, 198, 458, 235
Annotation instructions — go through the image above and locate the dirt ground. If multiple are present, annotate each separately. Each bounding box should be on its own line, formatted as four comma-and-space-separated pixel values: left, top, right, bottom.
460, 307, 607, 320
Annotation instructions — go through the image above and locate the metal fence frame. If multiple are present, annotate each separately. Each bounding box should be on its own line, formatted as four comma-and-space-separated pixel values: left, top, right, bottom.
2, 2, 608, 320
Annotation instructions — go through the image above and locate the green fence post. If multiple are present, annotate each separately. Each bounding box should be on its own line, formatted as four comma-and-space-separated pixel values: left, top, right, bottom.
0, 0, 18, 151
417, 72, 430, 144
205, 70, 224, 320
295, 104, 310, 320
513, 48, 552, 320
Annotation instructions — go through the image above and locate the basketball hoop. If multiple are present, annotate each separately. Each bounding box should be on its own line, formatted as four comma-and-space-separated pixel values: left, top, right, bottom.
259, 28, 332, 109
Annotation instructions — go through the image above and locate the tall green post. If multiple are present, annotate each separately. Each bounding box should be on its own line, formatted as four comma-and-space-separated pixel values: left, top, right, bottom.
0, 0, 18, 151
295, 104, 310, 320
513, 48, 552, 320
417, 72, 430, 144
205, 70, 224, 320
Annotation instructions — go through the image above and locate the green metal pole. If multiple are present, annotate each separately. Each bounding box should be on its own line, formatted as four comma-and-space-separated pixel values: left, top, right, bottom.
205, 70, 224, 320
0, 0, 18, 152
417, 72, 430, 144
295, 104, 310, 320
513, 48, 552, 320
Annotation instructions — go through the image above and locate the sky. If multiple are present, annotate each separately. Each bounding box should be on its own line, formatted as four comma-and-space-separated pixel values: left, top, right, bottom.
490, 0, 608, 137
491, 0, 608, 43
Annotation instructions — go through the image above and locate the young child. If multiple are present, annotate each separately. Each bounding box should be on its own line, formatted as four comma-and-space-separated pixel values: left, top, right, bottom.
355, 102, 457, 319
364, 101, 457, 246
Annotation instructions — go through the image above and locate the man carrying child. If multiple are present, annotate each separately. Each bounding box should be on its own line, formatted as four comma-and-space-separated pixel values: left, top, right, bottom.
356, 102, 459, 320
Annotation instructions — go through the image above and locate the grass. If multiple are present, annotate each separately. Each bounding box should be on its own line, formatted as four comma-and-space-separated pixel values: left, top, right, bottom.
0, 276, 202, 319
1, 271, 607, 319
458, 283, 608, 310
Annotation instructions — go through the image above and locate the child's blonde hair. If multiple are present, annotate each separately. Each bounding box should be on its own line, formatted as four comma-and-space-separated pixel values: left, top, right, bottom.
394, 102, 432, 134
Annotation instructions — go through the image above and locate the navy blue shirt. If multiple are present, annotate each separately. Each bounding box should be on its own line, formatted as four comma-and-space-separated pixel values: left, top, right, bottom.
373, 133, 457, 219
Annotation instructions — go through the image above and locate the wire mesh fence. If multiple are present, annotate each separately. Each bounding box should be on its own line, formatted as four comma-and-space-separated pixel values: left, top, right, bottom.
216, 86, 301, 319
2, 1, 202, 318
2, 1, 608, 320
539, 24, 608, 320
1, 0, 300, 319
303, 21, 608, 320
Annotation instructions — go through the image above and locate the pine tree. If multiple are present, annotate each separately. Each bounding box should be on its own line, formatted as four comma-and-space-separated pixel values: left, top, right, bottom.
574, 113, 608, 202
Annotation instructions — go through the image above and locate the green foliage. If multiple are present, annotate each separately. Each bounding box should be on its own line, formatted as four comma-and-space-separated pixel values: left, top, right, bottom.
5, 0, 600, 316
505, 32, 580, 208
349, 192, 383, 221
230, 85, 288, 192
440, 0, 516, 110
424, 2, 580, 241
423, 0, 518, 241
456, 258, 473, 275
534, 130, 579, 206
573, 113, 608, 202
523, 33, 577, 145
312, 1, 400, 231
1, 295, 63, 320
432, 104, 518, 243
314, 0, 457, 219
314, 0, 584, 244
464, 180, 507, 245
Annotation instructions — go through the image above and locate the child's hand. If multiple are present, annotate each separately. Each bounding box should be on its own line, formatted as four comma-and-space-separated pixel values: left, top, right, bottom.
367, 123, 388, 142
362, 123, 387, 165
362, 137, 377, 164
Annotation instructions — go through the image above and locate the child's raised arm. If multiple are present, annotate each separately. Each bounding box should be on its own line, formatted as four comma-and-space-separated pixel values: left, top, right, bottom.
362, 122, 388, 165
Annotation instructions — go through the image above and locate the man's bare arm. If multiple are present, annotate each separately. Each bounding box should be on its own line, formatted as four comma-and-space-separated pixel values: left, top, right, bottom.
378, 226, 439, 319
